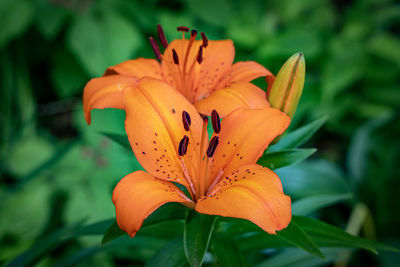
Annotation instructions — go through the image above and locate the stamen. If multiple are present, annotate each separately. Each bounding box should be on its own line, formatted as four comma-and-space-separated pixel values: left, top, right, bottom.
207, 136, 219, 157
197, 45, 203, 64
201, 32, 208, 48
191, 29, 198, 37
178, 135, 189, 156
149, 37, 161, 61
177, 26, 189, 32
182, 111, 191, 131
157, 24, 168, 48
211, 109, 221, 133
172, 49, 179, 65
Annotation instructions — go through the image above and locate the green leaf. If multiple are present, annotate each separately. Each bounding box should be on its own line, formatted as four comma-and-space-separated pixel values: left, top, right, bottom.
53, 235, 166, 267
256, 28, 322, 59
187, 0, 231, 27
100, 132, 131, 151
0, 0, 34, 48
102, 203, 187, 244
292, 193, 353, 216
210, 233, 248, 267
276, 160, 351, 199
347, 114, 391, 182
51, 49, 87, 98
257, 248, 353, 267
368, 33, 400, 70
277, 221, 325, 259
269, 116, 327, 151
9, 203, 187, 266
258, 148, 316, 170
67, 12, 107, 76
224, 216, 398, 255
6, 222, 84, 267
146, 237, 187, 267
101, 220, 126, 245
293, 216, 398, 253
34, 0, 69, 40
67, 9, 143, 76
220, 218, 323, 259
184, 210, 217, 267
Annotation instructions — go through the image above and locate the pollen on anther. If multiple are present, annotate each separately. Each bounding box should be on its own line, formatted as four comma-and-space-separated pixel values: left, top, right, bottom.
200, 32, 208, 47
197, 45, 203, 64
172, 49, 179, 65
211, 110, 221, 133
182, 111, 191, 131
178, 135, 189, 156
207, 136, 219, 157
177, 26, 189, 32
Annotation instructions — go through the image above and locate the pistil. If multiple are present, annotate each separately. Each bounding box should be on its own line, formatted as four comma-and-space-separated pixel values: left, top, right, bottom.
197, 116, 209, 199
181, 30, 198, 98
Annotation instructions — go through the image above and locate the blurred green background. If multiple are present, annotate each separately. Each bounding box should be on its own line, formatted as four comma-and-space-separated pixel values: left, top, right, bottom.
0, 0, 399, 266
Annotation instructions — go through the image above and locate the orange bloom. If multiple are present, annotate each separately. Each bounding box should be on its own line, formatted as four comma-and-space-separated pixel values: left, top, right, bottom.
112, 78, 291, 237
83, 25, 274, 124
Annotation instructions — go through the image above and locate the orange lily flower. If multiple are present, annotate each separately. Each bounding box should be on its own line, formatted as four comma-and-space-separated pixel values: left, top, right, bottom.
112, 77, 291, 237
83, 25, 274, 124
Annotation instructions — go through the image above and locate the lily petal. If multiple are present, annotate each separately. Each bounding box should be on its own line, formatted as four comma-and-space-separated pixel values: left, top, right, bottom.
83, 75, 138, 124
196, 164, 291, 234
208, 108, 290, 185
103, 58, 163, 78
124, 78, 203, 190
195, 82, 269, 117
214, 61, 273, 90
113, 171, 193, 237
162, 39, 234, 101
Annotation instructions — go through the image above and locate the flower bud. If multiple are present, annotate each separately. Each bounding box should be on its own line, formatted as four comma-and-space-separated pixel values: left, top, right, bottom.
268, 53, 305, 118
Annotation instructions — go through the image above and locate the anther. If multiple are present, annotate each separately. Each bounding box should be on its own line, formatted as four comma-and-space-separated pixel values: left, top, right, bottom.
172, 49, 179, 65
191, 29, 198, 37
182, 111, 191, 131
157, 24, 168, 48
207, 136, 219, 157
149, 37, 161, 61
211, 109, 221, 134
177, 26, 189, 32
178, 135, 189, 156
197, 45, 203, 64
201, 32, 208, 47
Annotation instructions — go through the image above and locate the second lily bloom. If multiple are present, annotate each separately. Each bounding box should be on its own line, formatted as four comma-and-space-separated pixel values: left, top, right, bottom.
83, 25, 274, 124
